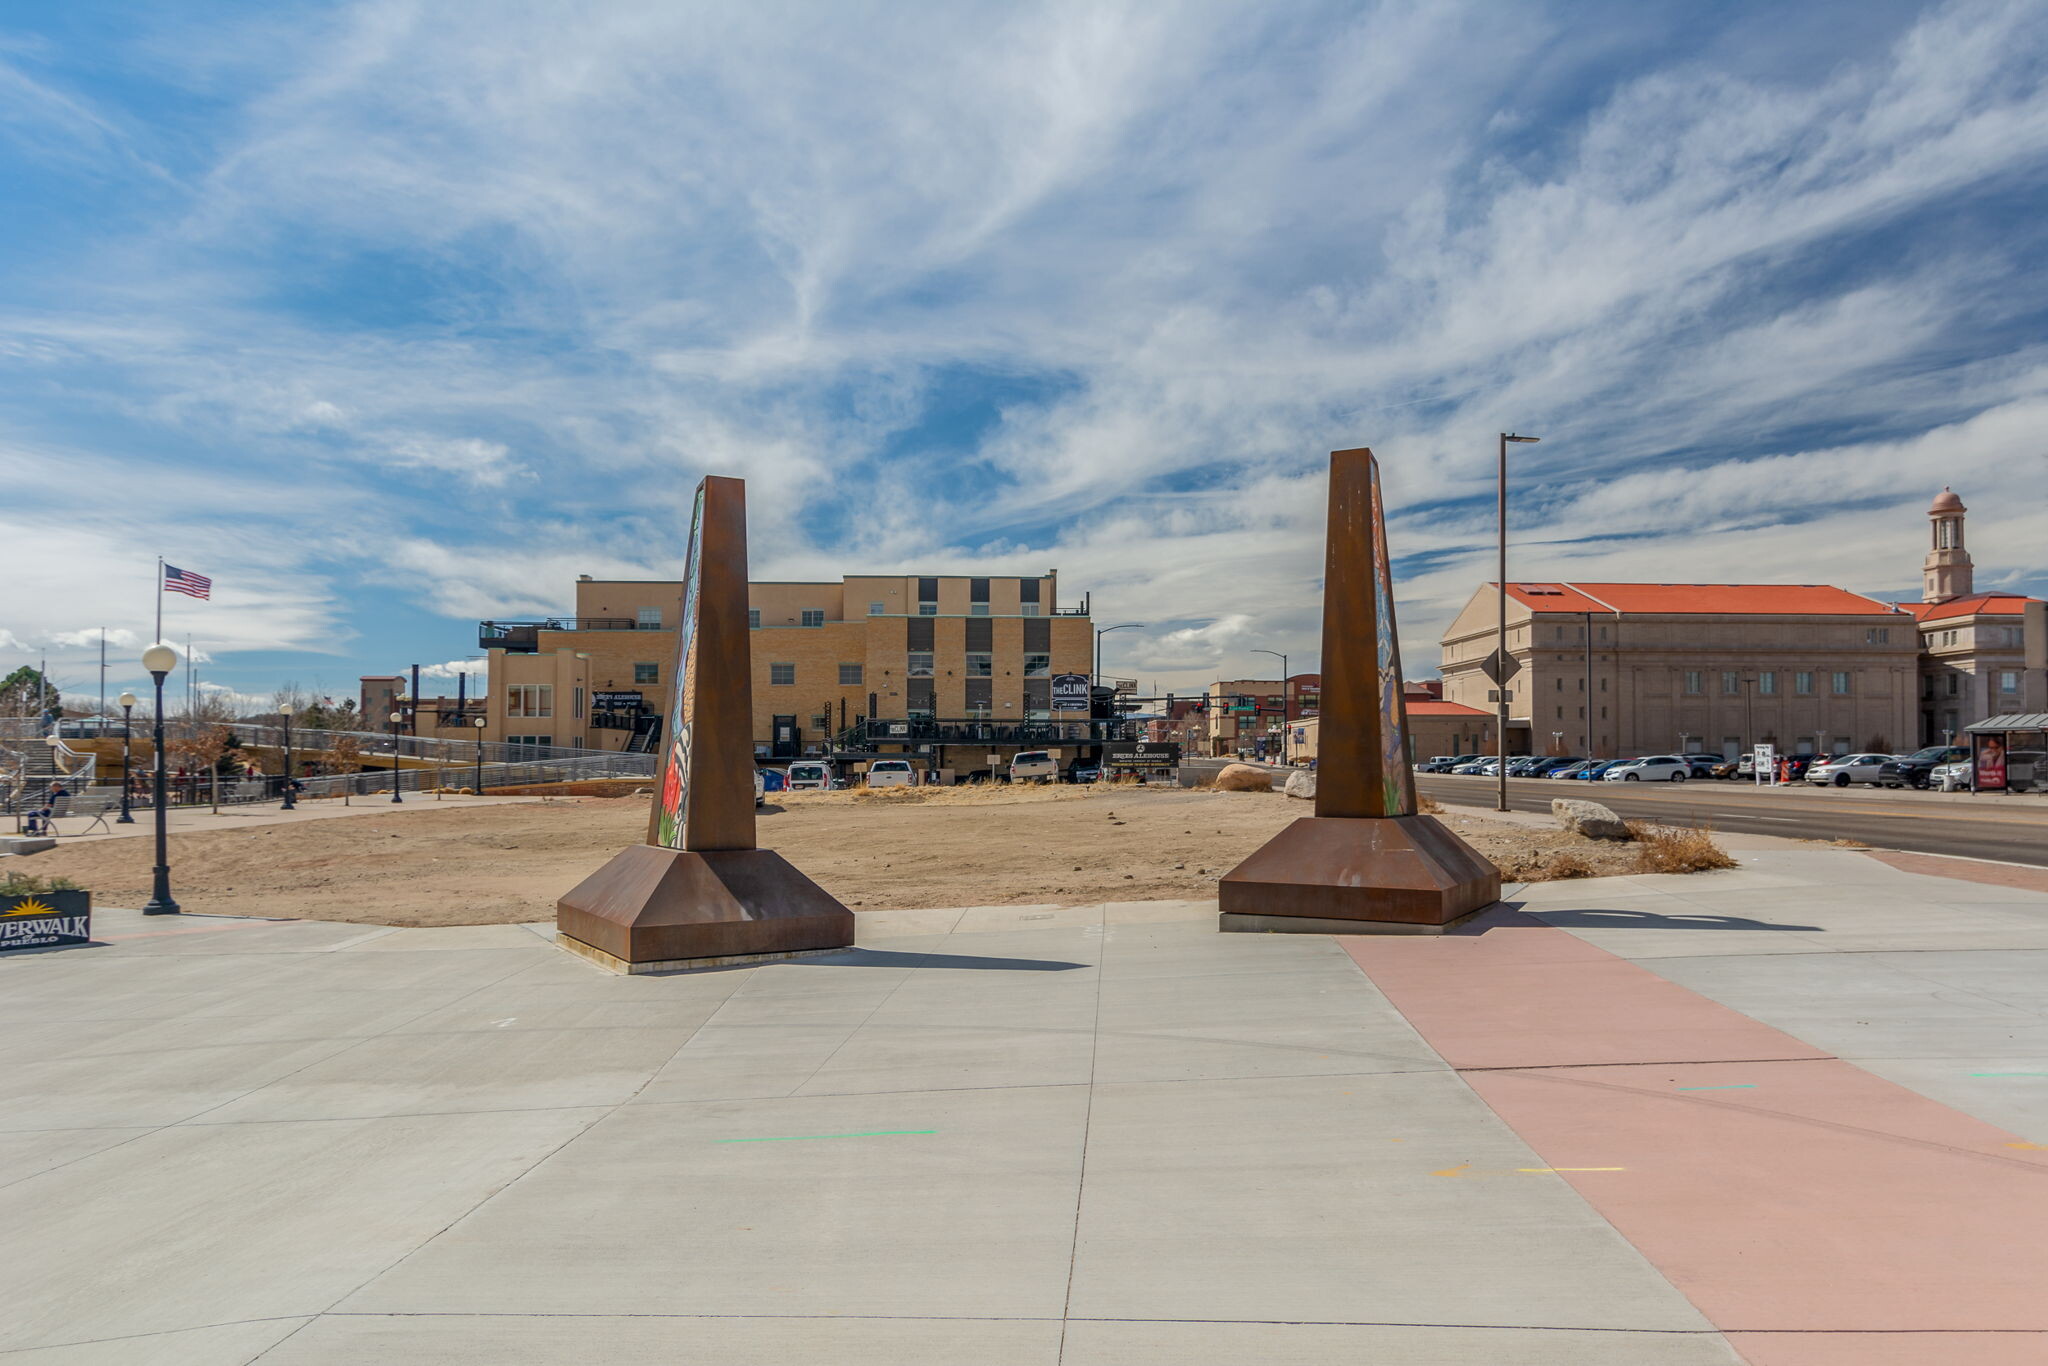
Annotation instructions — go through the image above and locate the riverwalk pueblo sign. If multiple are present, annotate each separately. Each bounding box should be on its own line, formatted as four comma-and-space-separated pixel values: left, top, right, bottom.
1, 890, 91, 952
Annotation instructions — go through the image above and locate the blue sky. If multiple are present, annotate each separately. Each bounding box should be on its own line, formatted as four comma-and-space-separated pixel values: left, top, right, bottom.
3, 0, 2046, 712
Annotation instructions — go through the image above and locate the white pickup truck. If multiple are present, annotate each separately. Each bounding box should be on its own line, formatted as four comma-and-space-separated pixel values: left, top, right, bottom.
1009, 750, 1058, 783
864, 759, 917, 789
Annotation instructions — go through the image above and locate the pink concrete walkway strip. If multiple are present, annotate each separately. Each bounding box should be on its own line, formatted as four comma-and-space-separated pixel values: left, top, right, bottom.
1343, 914, 2048, 1361
1864, 849, 2048, 895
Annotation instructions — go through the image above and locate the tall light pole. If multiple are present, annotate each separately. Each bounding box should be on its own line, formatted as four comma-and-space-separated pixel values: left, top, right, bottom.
1094, 623, 1144, 746
474, 714, 488, 797
1253, 648, 1288, 765
280, 708, 297, 810
116, 691, 137, 824
140, 644, 180, 915
388, 710, 406, 803
1497, 432, 1541, 812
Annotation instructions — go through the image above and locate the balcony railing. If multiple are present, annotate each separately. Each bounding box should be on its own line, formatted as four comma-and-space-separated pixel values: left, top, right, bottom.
479, 618, 651, 651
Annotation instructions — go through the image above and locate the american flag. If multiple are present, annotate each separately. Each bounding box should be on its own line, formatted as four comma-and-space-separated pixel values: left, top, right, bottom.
164, 565, 212, 600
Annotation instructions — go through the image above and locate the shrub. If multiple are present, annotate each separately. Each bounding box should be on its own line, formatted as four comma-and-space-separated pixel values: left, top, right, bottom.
0, 871, 80, 895
1418, 793, 1444, 815
1626, 821, 1737, 874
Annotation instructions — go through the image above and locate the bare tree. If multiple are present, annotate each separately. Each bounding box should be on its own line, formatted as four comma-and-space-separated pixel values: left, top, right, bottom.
326, 733, 365, 805
169, 723, 233, 814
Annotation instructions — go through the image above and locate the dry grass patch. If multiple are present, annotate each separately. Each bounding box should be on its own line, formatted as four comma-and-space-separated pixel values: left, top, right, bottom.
1626, 820, 1739, 874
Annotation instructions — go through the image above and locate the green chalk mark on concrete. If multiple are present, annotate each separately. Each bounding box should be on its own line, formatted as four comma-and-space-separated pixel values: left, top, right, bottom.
1972, 1072, 2048, 1078
1677, 1084, 1756, 1091
717, 1130, 938, 1143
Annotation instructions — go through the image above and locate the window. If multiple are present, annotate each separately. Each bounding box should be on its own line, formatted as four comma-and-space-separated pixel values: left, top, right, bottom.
2000, 670, 2020, 693
506, 684, 552, 718
869, 602, 886, 616
918, 601, 938, 616
907, 652, 934, 677
1024, 652, 1050, 677
1795, 671, 1814, 695
769, 663, 795, 686
630, 663, 657, 685
839, 663, 864, 686
1759, 671, 1777, 695
636, 607, 663, 629
1555, 677, 1562, 692
1721, 671, 1740, 695
966, 652, 993, 677
508, 735, 552, 749
801, 609, 826, 627
969, 602, 991, 616
1831, 671, 1851, 695
1866, 627, 1890, 644
1683, 671, 1703, 695
1947, 674, 1959, 697
1020, 604, 1039, 616
748, 609, 761, 629
573, 686, 584, 720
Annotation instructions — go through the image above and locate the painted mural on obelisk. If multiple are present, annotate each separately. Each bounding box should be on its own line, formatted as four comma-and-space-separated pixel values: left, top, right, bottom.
652, 483, 705, 850
1369, 463, 1417, 818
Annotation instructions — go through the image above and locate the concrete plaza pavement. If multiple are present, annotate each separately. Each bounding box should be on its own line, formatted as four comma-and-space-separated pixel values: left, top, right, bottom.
3, 849, 2047, 1363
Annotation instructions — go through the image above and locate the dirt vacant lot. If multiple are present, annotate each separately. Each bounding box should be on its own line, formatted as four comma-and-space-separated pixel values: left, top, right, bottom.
24, 785, 1697, 927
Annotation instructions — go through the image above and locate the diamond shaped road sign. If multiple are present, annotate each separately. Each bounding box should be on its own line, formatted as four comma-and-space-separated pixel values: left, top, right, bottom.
1479, 647, 1522, 686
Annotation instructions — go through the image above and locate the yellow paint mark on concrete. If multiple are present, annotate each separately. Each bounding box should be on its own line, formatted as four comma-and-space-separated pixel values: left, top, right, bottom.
1518, 1167, 1627, 1173
1432, 1162, 1472, 1177
2006, 1141, 2046, 1151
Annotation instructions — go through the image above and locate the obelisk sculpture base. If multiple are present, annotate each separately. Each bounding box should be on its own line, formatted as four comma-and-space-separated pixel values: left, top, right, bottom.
1218, 815, 1501, 935
557, 844, 855, 974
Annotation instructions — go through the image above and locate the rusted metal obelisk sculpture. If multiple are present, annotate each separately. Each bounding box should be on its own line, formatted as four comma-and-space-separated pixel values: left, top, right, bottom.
556, 475, 855, 972
1219, 448, 1500, 934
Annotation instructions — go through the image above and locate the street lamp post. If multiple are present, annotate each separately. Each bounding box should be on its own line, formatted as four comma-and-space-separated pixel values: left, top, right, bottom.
116, 691, 137, 824
1094, 623, 1144, 754
1253, 649, 1288, 765
140, 645, 180, 915
388, 710, 406, 803
1497, 432, 1542, 812
473, 715, 487, 797
280, 709, 297, 810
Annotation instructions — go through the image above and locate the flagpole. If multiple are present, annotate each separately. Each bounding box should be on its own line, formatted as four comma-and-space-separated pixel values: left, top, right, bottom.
155, 555, 164, 647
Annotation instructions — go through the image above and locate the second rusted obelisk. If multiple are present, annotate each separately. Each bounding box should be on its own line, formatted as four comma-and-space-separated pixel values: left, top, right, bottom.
555, 475, 854, 972
1219, 448, 1500, 934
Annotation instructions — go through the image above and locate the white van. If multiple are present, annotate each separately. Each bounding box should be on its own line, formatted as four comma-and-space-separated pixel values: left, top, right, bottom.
785, 761, 834, 791
1010, 750, 1058, 783
864, 759, 916, 789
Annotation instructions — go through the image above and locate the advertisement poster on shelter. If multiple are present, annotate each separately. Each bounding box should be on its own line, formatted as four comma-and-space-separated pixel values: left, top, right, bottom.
1973, 733, 2007, 792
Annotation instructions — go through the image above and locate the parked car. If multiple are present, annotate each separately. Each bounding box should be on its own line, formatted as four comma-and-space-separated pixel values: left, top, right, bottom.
1674, 754, 1720, 778
864, 759, 917, 789
1877, 745, 1971, 789
1776, 754, 1819, 782
1574, 760, 1627, 780
1704, 757, 1740, 778
1605, 755, 1691, 782
1804, 753, 1894, 787
1068, 764, 1102, 784
1504, 757, 1545, 777
1526, 756, 1582, 777
1547, 759, 1596, 779
1451, 758, 1497, 775
1010, 750, 1058, 783
785, 760, 835, 791
1930, 759, 1972, 792
754, 768, 766, 807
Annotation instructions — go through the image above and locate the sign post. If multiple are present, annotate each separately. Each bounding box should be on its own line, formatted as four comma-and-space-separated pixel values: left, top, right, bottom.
1753, 742, 1774, 787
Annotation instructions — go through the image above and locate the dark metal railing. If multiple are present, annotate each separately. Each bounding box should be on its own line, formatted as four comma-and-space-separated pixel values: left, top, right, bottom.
835, 716, 1138, 748
480, 618, 651, 650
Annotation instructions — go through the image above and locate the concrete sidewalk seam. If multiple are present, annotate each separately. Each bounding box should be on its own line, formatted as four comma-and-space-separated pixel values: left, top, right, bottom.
1054, 921, 1108, 1365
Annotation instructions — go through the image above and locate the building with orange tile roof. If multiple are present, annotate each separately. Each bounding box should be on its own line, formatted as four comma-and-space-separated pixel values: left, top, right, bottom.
1437, 489, 2045, 759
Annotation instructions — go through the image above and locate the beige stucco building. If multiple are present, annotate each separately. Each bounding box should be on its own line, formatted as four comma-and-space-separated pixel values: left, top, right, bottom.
1438, 488, 2045, 758
467, 571, 1100, 778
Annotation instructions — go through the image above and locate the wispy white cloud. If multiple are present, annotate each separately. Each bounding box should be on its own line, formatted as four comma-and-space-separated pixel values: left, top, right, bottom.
1, 0, 2045, 696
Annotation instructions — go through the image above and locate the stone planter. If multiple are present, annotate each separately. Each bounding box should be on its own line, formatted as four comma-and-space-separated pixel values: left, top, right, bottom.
0, 889, 92, 952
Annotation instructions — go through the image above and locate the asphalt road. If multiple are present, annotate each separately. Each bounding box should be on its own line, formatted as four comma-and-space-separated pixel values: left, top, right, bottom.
1418, 773, 2048, 868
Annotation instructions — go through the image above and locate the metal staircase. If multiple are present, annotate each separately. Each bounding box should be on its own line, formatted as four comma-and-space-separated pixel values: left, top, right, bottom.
623, 715, 662, 754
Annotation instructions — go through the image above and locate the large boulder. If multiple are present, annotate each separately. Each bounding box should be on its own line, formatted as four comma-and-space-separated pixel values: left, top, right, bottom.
1214, 763, 1273, 793
1283, 768, 1317, 800
1552, 797, 1630, 841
